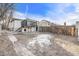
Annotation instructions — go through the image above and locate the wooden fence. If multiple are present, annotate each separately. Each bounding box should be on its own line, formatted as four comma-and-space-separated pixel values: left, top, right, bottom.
38, 26, 76, 36
50, 26, 76, 36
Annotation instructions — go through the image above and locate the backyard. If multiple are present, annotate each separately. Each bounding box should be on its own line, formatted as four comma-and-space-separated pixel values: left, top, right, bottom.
0, 31, 79, 56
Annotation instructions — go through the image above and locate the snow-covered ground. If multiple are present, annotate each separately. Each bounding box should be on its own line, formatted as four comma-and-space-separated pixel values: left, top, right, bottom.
27, 34, 52, 48
8, 35, 17, 44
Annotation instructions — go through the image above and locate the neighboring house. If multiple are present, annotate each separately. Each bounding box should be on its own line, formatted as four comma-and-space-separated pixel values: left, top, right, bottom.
9, 18, 37, 32
37, 20, 51, 32
21, 18, 37, 32
8, 18, 22, 31
37, 20, 51, 27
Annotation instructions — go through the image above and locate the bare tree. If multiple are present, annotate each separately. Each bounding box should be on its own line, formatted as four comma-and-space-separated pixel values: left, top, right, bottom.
0, 3, 15, 30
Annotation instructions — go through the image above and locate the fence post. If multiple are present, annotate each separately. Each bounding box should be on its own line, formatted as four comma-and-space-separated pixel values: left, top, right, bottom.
76, 21, 79, 41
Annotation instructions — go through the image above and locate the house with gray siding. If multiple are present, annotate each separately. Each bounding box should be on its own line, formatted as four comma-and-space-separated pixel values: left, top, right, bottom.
21, 19, 37, 32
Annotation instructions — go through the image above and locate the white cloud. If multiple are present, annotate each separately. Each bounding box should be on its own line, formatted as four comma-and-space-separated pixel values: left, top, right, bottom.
13, 11, 26, 19
46, 3, 79, 25
65, 4, 79, 25
13, 11, 46, 21
27, 14, 44, 21
73, 4, 79, 12
45, 4, 72, 25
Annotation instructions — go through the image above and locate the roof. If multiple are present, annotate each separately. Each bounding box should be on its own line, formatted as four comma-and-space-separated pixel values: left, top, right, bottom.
41, 20, 51, 23
11, 18, 37, 22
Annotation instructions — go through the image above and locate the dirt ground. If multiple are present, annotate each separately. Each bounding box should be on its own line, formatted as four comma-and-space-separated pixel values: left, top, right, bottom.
0, 31, 79, 56
0, 35, 17, 56
14, 32, 77, 56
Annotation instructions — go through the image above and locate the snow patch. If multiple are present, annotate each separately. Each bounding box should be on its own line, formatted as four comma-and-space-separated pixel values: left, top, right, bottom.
27, 34, 52, 48
8, 35, 17, 44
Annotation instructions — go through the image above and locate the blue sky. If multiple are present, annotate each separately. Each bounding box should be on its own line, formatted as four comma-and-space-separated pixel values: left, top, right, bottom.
15, 3, 50, 16
15, 3, 75, 15
14, 3, 79, 25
